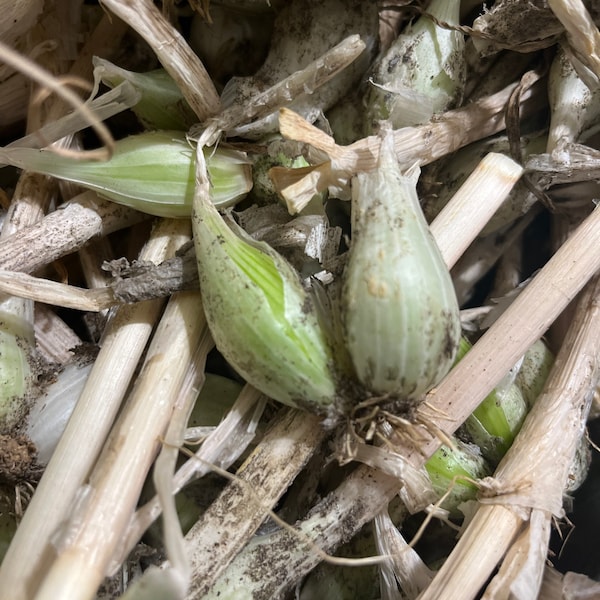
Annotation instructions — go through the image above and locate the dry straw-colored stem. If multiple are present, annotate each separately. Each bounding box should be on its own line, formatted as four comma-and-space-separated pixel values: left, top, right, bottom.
430, 153, 524, 267
547, 0, 600, 83
145, 322, 215, 596
100, 0, 220, 121
0, 219, 190, 600
0, 270, 114, 311
184, 408, 328, 599
275, 79, 543, 211
116, 384, 265, 566
0, 191, 146, 273
421, 274, 600, 600
34, 288, 209, 600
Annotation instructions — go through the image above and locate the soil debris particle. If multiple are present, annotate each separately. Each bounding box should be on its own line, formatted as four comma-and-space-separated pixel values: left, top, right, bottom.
0, 434, 38, 484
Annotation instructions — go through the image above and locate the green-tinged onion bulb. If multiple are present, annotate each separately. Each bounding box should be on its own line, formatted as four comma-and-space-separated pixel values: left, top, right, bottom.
0, 307, 34, 433
425, 439, 491, 515
342, 134, 461, 398
192, 181, 340, 419
0, 131, 252, 217
364, 0, 465, 131
462, 382, 528, 465
457, 337, 553, 465
514, 338, 554, 410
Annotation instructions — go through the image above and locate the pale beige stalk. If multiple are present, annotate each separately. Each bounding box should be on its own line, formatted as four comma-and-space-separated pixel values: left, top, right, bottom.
420, 274, 600, 600
276, 80, 542, 212
0, 270, 114, 311
430, 153, 524, 268
0, 191, 146, 273
34, 287, 208, 600
34, 305, 82, 364
100, 0, 220, 120
184, 408, 326, 599
0, 219, 189, 600
133, 326, 214, 598
547, 0, 600, 83
115, 384, 264, 567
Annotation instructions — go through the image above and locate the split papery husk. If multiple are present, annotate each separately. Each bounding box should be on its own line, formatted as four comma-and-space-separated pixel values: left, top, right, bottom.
473, 1, 600, 88
346, 442, 436, 514
217, 0, 379, 139
273, 77, 543, 213
373, 509, 434, 600
526, 142, 600, 188
471, 0, 564, 56
235, 203, 341, 268
540, 568, 600, 600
